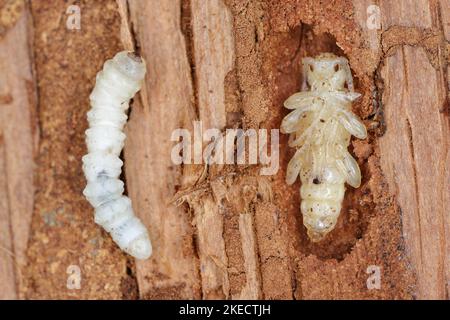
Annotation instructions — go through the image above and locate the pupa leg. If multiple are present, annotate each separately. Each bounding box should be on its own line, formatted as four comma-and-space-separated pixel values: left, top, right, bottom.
281, 106, 315, 133
284, 92, 319, 109
334, 145, 362, 188
338, 58, 355, 92
335, 109, 367, 139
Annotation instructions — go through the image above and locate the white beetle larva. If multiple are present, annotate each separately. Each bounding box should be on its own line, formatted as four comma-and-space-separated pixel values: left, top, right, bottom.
82, 51, 152, 259
281, 53, 367, 242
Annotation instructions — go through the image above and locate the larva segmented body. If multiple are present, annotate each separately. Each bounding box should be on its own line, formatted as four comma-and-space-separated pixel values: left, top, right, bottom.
82, 51, 152, 259
281, 53, 367, 242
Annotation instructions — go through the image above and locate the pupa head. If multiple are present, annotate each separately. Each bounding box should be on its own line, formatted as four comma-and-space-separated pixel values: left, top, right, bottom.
302, 53, 353, 92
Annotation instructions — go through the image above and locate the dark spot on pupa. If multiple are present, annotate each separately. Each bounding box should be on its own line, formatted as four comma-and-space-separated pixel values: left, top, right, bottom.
320, 119, 325, 123
127, 52, 143, 63
313, 177, 321, 184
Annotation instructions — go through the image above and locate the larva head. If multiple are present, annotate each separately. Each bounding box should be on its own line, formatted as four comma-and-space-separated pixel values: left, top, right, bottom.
303, 53, 353, 92
112, 51, 147, 82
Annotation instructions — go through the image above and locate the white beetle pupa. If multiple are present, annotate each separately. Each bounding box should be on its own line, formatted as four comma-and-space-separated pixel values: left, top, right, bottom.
281, 53, 367, 242
82, 51, 152, 259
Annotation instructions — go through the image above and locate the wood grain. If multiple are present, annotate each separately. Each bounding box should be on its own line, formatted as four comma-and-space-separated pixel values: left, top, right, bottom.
183, 0, 269, 299
0, 136, 17, 299
352, 0, 381, 52
124, 0, 200, 299
191, 0, 234, 130
208, 177, 264, 299
0, 8, 36, 299
191, 193, 230, 299
438, 0, 450, 299
380, 0, 432, 28
379, 46, 448, 299
377, 0, 449, 299
188, 0, 235, 299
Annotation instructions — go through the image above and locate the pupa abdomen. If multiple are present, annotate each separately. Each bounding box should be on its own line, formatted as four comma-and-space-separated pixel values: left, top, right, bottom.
281, 53, 367, 241
82, 51, 152, 259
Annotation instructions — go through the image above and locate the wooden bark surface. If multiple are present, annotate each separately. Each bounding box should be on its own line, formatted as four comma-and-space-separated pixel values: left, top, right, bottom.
123, 0, 201, 299
0, 0, 447, 300
376, 0, 449, 299
0, 4, 36, 299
